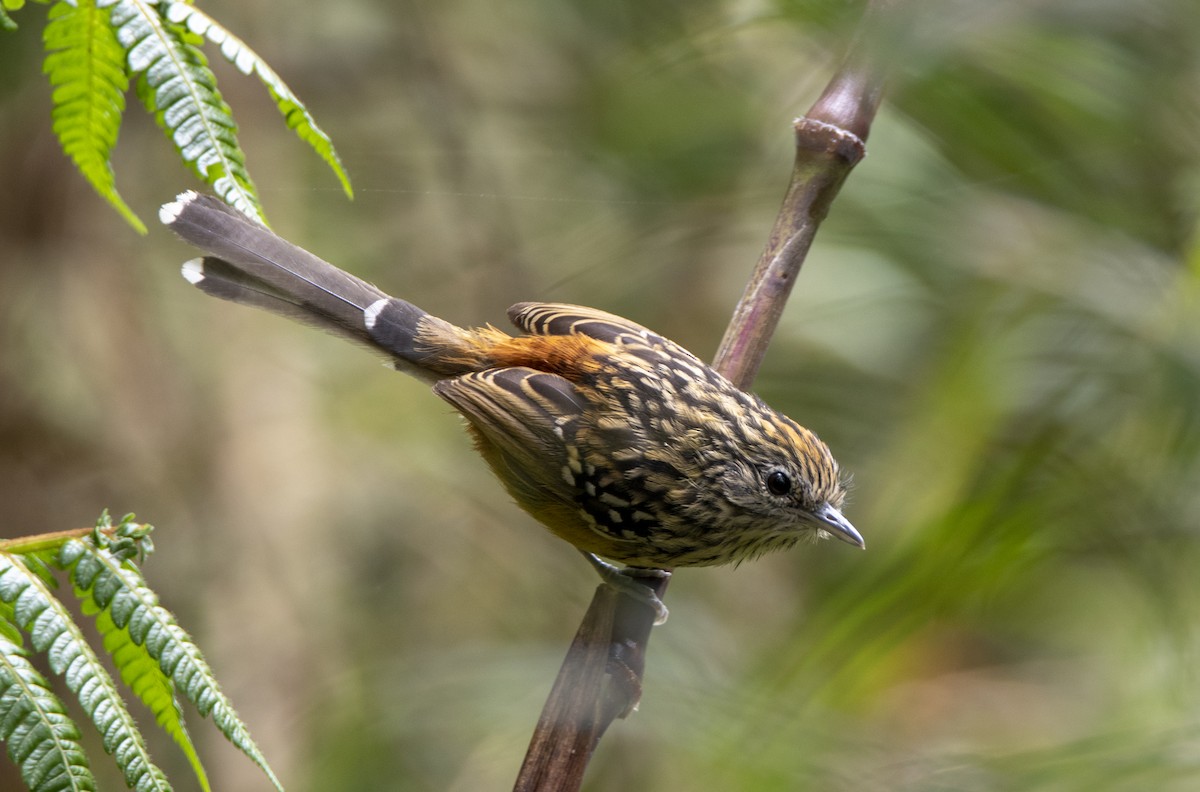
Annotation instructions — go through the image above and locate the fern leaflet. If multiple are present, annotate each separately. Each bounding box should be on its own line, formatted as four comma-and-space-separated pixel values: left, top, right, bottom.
108, 0, 262, 221
62, 539, 284, 792
0, 624, 94, 792
163, 2, 353, 198
43, 0, 146, 234
0, 553, 172, 792
84, 582, 211, 792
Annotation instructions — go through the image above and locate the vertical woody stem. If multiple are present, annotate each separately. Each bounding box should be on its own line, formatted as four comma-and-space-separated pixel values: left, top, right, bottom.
713, 0, 894, 388
515, 2, 901, 789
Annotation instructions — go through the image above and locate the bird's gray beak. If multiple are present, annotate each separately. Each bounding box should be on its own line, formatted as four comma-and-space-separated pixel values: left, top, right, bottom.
813, 503, 865, 549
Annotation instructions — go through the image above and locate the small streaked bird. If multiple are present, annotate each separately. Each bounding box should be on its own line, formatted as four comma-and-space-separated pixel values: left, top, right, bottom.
161, 191, 863, 622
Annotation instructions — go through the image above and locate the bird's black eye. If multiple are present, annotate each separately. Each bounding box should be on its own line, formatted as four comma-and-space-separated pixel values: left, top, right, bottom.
766, 470, 792, 496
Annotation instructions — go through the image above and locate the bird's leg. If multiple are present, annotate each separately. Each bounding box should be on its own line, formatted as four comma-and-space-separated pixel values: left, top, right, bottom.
581, 551, 671, 626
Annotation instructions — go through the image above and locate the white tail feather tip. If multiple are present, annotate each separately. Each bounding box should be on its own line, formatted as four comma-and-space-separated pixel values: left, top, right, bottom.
364, 298, 389, 330
181, 258, 206, 285
158, 190, 200, 225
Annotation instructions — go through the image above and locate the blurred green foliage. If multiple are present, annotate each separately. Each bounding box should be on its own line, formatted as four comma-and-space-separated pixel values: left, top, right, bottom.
1, 0, 1198, 789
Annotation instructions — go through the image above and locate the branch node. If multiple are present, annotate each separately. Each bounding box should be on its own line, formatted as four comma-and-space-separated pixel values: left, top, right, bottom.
793, 118, 866, 165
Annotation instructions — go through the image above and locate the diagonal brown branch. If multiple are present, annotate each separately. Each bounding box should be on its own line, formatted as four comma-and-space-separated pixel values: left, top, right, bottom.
713, 1, 895, 386
515, 3, 903, 789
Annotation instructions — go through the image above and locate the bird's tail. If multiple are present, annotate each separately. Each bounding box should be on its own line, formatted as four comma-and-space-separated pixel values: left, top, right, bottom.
160, 191, 477, 381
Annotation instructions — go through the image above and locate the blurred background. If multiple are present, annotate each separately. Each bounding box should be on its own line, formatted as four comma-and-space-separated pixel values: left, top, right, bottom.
2, 0, 1199, 789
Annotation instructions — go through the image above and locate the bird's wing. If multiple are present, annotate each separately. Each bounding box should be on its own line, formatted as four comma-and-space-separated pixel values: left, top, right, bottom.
507, 302, 704, 368
433, 367, 586, 505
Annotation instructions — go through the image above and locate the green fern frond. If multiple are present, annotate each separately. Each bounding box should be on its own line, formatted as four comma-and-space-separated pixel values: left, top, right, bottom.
0, 553, 172, 792
108, 0, 262, 222
61, 539, 284, 792
0, 631, 95, 792
162, 2, 354, 198
85, 584, 210, 792
42, 0, 146, 234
